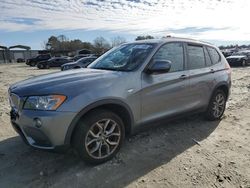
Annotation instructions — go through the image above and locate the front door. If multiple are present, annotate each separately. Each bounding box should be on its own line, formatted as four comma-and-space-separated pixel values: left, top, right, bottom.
141, 42, 189, 123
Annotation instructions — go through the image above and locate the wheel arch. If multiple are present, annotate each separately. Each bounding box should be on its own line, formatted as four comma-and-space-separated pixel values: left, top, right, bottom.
64, 99, 134, 145
210, 82, 230, 101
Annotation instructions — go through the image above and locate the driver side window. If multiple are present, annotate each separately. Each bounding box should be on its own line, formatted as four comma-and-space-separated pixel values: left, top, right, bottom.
153, 43, 184, 72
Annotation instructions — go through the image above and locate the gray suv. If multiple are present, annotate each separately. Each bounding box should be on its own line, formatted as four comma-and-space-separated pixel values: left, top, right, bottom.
9, 38, 231, 164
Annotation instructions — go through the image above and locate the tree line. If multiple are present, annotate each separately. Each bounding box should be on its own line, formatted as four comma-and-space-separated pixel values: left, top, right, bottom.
218, 44, 250, 50
43, 35, 155, 55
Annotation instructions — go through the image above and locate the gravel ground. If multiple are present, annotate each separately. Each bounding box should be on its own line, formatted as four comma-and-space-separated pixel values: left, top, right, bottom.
0, 63, 249, 188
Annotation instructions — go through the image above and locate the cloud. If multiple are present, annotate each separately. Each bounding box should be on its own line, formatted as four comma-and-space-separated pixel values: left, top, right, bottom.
0, 0, 250, 41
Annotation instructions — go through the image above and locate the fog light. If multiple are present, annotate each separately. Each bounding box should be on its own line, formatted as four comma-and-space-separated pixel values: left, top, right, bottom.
33, 118, 42, 128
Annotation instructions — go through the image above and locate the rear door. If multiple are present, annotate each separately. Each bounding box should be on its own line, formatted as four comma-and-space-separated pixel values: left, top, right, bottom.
185, 43, 216, 109
141, 42, 190, 122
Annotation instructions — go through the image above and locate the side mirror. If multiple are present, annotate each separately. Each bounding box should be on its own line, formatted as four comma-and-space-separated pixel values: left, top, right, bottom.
146, 60, 172, 74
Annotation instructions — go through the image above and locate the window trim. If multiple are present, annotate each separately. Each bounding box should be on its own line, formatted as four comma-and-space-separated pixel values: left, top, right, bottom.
186, 43, 206, 70
203, 46, 213, 67
144, 41, 186, 73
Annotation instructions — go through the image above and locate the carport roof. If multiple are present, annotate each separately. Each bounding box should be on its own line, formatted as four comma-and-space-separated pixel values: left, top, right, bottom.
9, 45, 31, 50
0, 45, 8, 50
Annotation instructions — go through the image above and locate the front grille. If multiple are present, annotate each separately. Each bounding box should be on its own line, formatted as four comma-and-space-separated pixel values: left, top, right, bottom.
9, 93, 20, 110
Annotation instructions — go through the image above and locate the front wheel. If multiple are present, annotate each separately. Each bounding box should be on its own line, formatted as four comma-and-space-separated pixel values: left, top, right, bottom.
205, 90, 227, 121
73, 109, 125, 164
30, 62, 36, 67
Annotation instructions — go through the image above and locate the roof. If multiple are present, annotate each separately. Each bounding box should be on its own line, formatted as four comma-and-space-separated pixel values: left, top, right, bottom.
132, 37, 214, 47
0, 45, 8, 50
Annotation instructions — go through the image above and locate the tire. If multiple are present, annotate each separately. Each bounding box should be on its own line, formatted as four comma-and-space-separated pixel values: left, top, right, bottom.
73, 109, 125, 164
205, 89, 227, 121
242, 60, 246, 67
38, 64, 43, 69
30, 62, 36, 67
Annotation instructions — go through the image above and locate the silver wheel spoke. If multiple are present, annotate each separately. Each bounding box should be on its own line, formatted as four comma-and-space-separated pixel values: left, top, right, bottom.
105, 123, 117, 135
87, 138, 98, 146
96, 122, 103, 132
103, 142, 110, 155
106, 133, 120, 137
89, 130, 99, 138
106, 139, 119, 146
103, 119, 111, 131
90, 141, 101, 154
98, 143, 103, 157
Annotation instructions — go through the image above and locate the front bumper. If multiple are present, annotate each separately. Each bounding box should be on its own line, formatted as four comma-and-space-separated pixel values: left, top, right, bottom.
10, 109, 77, 149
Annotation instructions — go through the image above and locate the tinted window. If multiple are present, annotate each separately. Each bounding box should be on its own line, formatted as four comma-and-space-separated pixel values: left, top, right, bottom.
204, 47, 212, 66
153, 43, 184, 72
207, 47, 220, 64
187, 45, 206, 69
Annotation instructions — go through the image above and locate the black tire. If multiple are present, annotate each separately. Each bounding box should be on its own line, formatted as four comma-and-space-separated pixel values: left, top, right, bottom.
37, 64, 43, 69
242, 60, 246, 67
30, 62, 36, 67
73, 109, 125, 164
205, 89, 227, 121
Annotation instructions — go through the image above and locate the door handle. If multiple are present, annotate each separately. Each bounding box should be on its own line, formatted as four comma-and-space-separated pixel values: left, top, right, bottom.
210, 69, 215, 73
179, 75, 187, 79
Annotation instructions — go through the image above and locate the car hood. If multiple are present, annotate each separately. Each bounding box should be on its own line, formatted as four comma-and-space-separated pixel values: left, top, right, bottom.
62, 62, 77, 66
9, 68, 124, 96
226, 55, 246, 59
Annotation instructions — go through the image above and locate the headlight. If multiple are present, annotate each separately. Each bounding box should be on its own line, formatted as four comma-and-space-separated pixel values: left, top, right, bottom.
24, 95, 66, 110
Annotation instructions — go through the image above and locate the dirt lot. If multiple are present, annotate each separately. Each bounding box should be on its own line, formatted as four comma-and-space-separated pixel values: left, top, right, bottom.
0, 63, 249, 188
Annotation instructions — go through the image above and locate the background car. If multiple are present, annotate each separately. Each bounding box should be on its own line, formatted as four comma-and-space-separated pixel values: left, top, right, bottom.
37, 57, 72, 69
16, 58, 25, 63
61, 56, 97, 71
226, 51, 250, 66
70, 54, 95, 61
26, 54, 51, 66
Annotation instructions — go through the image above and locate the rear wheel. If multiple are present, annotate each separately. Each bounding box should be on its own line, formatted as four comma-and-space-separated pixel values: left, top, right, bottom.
205, 89, 227, 121
73, 109, 125, 164
38, 64, 43, 69
242, 60, 246, 67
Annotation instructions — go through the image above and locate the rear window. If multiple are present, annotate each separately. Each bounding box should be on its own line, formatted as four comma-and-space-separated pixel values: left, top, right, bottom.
207, 47, 220, 64
187, 45, 206, 69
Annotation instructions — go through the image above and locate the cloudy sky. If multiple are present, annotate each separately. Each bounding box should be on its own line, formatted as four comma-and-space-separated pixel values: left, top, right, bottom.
1, 0, 250, 49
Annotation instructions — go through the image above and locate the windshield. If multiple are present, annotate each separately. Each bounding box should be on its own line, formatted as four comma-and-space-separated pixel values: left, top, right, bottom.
88, 43, 156, 71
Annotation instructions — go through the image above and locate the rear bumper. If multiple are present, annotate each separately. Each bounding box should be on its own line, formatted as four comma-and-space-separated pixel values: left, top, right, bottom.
10, 109, 77, 150
227, 59, 242, 66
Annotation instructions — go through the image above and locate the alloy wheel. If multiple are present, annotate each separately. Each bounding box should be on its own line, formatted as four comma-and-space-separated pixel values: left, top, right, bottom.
85, 119, 121, 159
212, 93, 225, 118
